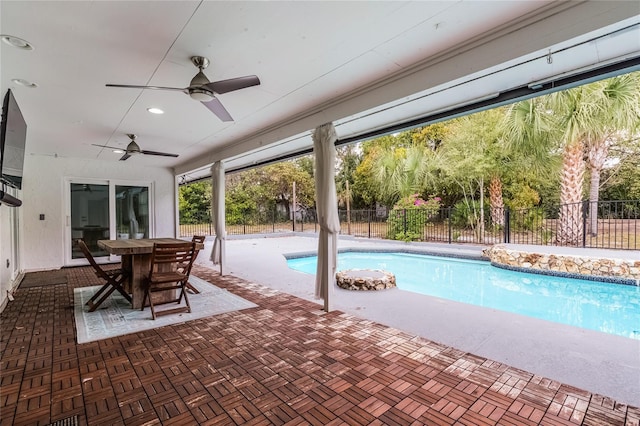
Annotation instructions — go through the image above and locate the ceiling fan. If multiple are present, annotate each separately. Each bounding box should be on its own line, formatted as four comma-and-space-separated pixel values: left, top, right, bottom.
106, 56, 260, 122
92, 134, 178, 161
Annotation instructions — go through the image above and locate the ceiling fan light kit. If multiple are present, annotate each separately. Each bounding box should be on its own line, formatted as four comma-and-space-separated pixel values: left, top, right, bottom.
106, 55, 261, 122
189, 88, 214, 102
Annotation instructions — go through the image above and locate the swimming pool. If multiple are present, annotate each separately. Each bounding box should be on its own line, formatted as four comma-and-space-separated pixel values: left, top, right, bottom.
286, 251, 640, 339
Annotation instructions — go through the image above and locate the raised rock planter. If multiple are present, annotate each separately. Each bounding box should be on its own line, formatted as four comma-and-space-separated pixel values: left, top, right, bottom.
483, 244, 640, 284
336, 269, 396, 291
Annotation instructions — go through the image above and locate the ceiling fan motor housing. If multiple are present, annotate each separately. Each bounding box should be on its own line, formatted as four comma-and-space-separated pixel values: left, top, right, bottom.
189, 68, 214, 101
126, 141, 141, 153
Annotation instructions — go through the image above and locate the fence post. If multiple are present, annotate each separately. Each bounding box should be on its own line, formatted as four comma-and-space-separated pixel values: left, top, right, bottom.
368, 210, 371, 239
448, 207, 452, 244
403, 209, 407, 235
272, 208, 275, 233
504, 208, 511, 243
582, 200, 588, 248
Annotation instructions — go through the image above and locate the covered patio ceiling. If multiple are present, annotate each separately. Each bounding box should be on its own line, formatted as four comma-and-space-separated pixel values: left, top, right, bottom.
1, 1, 638, 183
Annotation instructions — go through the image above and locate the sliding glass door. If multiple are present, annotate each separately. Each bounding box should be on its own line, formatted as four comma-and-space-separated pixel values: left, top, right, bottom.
70, 182, 110, 259
115, 185, 149, 240
66, 180, 153, 265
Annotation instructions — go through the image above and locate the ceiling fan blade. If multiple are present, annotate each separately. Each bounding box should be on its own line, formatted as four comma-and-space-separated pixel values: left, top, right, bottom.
119, 153, 132, 161
140, 150, 179, 158
92, 143, 124, 150
106, 84, 186, 92
203, 75, 260, 94
202, 97, 233, 122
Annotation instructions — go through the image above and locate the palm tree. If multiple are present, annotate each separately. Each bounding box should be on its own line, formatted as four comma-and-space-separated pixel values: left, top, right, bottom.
501, 97, 565, 242
372, 144, 439, 203
501, 72, 640, 246
488, 175, 505, 226
501, 98, 558, 175
548, 72, 640, 237
555, 139, 585, 245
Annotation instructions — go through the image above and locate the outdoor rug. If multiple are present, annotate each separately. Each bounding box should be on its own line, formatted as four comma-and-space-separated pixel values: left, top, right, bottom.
20, 270, 68, 288
73, 276, 257, 343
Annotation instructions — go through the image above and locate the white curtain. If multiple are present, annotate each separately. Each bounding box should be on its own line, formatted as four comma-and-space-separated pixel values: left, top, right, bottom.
313, 123, 340, 312
210, 161, 226, 275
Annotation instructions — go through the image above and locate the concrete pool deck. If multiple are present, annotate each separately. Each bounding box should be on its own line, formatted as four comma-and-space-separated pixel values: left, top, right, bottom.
194, 233, 640, 406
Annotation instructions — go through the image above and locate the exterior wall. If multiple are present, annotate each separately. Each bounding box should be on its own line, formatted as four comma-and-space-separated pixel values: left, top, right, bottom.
484, 244, 640, 283
20, 155, 176, 272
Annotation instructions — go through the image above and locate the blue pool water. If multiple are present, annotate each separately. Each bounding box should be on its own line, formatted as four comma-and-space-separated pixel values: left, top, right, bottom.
287, 251, 640, 339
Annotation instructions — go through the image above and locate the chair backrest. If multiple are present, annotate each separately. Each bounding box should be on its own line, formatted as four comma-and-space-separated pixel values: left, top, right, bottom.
76, 239, 111, 281
188, 236, 205, 275
149, 242, 196, 279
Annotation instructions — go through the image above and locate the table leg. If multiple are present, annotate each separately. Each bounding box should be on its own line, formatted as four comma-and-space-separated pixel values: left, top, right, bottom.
121, 255, 132, 294
128, 254, 151, 309
126, 253, 178, 309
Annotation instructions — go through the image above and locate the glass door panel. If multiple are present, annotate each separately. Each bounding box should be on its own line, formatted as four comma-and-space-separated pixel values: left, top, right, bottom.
70, 183, 110, 259
115, 185, 149, 239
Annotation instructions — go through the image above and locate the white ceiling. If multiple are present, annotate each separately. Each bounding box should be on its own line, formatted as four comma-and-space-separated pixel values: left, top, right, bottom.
1, 1, 638, 180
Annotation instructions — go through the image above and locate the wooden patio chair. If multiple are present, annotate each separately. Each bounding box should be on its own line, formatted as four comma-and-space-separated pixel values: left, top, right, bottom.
76, 239, 131, 312
185, 235, 205, 294
141, 241, 196, 319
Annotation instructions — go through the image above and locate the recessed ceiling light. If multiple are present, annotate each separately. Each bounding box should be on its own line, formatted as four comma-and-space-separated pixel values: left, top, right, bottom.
1, 35, 34, 50
12, 78, 38, 88
113, 149, 124, 154
147, 107, 164, 114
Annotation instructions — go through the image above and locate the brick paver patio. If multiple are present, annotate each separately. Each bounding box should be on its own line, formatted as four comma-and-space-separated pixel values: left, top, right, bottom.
1, 265, 638, 425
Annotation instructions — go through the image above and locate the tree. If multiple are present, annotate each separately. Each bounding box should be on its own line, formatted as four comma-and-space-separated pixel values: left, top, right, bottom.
267, 161, 315, 213
226, 172, 263, 225
335, 145, 362, 209
352, 135, 420, 208
599, 136, 640, 200
372, 144, 440, 206
438, 109, 505, 239
224, 160, 315, 223
488, 175, 504, 226
179, 181, 212, 224
411, 122, 450, 151
552, 73, 640, 236
352, 142, 385, 207
501, 97, 571, 241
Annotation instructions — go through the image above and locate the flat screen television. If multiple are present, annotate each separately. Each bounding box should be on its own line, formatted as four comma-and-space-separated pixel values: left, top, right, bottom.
1, 88, 27, 190
0, 89, 26, 206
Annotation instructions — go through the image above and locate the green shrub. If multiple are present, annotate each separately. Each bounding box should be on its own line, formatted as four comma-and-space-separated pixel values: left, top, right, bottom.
387, 194, 441, 241
451, 200, 481, 228
510, 207, 544, 232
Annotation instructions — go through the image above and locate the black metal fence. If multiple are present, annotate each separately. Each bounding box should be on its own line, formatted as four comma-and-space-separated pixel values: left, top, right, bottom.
179, 199, 640, 250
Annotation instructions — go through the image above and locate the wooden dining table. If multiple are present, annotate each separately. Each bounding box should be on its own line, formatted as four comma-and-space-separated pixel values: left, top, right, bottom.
97, 238, 204, 309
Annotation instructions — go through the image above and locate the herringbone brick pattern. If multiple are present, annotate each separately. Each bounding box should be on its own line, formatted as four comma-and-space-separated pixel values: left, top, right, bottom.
1, 265, 638, 425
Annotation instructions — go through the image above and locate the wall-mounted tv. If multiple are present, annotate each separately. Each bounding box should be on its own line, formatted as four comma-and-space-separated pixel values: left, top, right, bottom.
1, 88, 27, 190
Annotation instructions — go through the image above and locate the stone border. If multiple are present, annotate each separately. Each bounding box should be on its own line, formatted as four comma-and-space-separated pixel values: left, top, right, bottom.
336, 269, 396, 291
490, 262, 637, 286
484, 244, 640, 286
